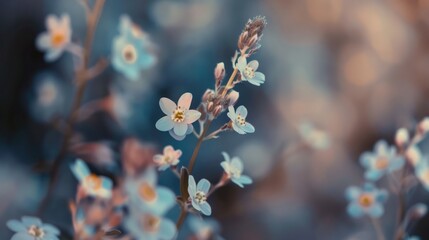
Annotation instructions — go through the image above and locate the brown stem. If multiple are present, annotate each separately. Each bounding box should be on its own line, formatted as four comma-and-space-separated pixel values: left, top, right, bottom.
188, 120, 212, 174
176, 206, 188, 230
37, 0, 106, 214
371, 217, 386, 240
394, 166, 407, 240
220, 68, 238, 98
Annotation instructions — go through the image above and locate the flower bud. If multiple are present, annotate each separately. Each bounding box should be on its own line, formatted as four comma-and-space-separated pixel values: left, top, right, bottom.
213, 105, 223, 118
406, 145, 422, 167
225, 90, 239, 107
214, 62, 225, 89
202, 89, 215, 102
207, 102, 214, 112
407, 203, 428, 220
237, 16, 267, 56
419, 117, 429, 134
395, 128, 409, 148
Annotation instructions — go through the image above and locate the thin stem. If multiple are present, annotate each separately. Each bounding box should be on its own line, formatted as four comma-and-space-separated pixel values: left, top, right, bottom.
220, 68, 238, 98
395, 166, 408, 240
37, 0, 106, 215
370, 218, 386, 240
176, 206, 187, 229
188, 120, 212, 174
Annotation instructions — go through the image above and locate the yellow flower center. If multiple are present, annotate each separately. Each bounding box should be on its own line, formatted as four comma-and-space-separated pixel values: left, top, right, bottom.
85, 174, 102, 190
236, 114, 246, 126
244, 66, 255, 78
122, 44, 138, 64
142, 214, 161, 233
375, 157, 389, 170
139, 182, 157, 202
28, 225, 45, 238
172, 107, 185, 123
358, 193, 374, 208
51, 32, 65, 47
195, 191, 207, 204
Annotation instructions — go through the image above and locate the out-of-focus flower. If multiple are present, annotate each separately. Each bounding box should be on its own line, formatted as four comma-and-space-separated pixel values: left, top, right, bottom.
7, 216, 60, 240
201, 89, 239, 120
122, 138, 157, 177
345, 183, 388, 218
237, 16, 267, 56
359, 140, 404, 181
153, 145, 182, 171
189, 216, 223, 240
155, 92, 201, 140
418, 117, 429, 134
406, 145, 423, 167
405, 237, 420, 240
298, 122, 330, 150
125, 207, 176, 240
227, 105, 255, 134
70, 159, 113, 199
188, 176, 212, 216
70, 142, 115, 168
220, 152, 252, 188
415, 160, 429, 191
395, 128, 410, 148
235, 57, 265, 86
126, 167, 176, 215
36, 14, 71, 61
406, 203, 428, 220
112, 15, 156, 80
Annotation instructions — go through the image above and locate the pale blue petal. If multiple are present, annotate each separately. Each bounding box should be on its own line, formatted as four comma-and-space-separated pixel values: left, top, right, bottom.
185, 110, 201, 124
197, 179, 211, 194
220, 161, 229, 172
42, 224, 60, 235
363, 183, 376, 192
247, 79, 262, 86
159, 98, 176, 115
70, 159, 90, 181
231, 179, 244, 188
11, 233, 33, 240
6, 220, 26, 232
375, 140, 389, 155
43, 233, 60, 240
21, 216, 42, 227
347, 203, 364, 218
230, 157, 243, 172
186, 124, 194, 135
36, 33, 51, 50
45, 49, 63, 62
367, 204, 384, 218
200, 202, 212, 216
236, 56, 247, 71
364, 170, 384, 181
389, 156, 405, 172
376, 189, 389, 202
169, 130, 186, 141
156, 187, 176, 215
236, 106, 248, 118
248, 60, 259, 70
191, 199, 201, 211
101, 177, 113, 190
359, 152, 375, 168
345, 186, 361, 201
156, 116, 174, 131
227, 106, 235, 117
158, 218, 177, 239
188, 176, 197, 196
232, 123, 246, 134
242, 122, 255, 133
221, 152, 231, 162
173, 122, 188, 136
238, 175, 252, 185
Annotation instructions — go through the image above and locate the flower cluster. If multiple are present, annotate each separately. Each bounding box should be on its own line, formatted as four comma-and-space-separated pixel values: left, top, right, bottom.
345, 117, 429, 239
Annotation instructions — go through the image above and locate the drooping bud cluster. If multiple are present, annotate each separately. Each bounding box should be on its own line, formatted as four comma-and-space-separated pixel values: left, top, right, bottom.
237, 16, 267, 56
199, 89, 239, 120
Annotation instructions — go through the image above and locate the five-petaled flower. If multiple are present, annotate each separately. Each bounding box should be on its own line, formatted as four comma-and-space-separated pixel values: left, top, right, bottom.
153, 145, 182, 171
36, 14, 72, 62
70, 159, 113, 199
156, 92, 201, 141
7, 216, 60, 240
235, 56, 265, 86
112, 15, 156, 80
220, 152, 252, 188
360, 140, 404, 181
125, 167, 176, 215
227, 105, 255, 134
189, 216, 223, 240
188, 175, 212, 216
345, 183, 388, 218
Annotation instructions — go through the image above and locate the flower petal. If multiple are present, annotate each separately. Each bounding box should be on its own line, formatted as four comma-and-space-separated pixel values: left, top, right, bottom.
188, 175, 197, 196
347, 203, 364, 218
238, 175, 253, 185
70, 159, 90, 182
232, 122, 246, 134
173, 122, 188, 136
21, 216, 42, 227
242, 122, 255, 133
367, 204, 384, 218
236, 56, 247, 71
11, 233, 33, 240
197, 178, 211, 194
231, 157, 243, 172
42, 224, 60, 235
221, 152, 231, 162
155, 116, 174, 131
45, 49, 63, 62
6, 220, 26, 232
248, 60, 259, 70
345, 186, 361, 201
159, 97, 176, 115
158, 218, 177, 239
236, 105, 248, 118
185, 110, 201, 124
169, 130, 186, 141
178, 92, 193, 109
36, 33, 51, 50
199, 202, 212, 216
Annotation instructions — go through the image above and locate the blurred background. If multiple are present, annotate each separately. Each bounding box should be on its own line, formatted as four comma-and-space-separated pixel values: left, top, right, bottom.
2, 0, 429, 239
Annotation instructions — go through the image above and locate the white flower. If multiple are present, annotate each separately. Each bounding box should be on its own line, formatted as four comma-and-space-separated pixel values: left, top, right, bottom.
227, 105, 255, 134
220, 152, 252, 188
153, 145, 182, 170
188, 176, 212, 216
36, 14, 71, 61
70, 159, 112, 199
235, 56, 265, 86
155, 92, 201, 140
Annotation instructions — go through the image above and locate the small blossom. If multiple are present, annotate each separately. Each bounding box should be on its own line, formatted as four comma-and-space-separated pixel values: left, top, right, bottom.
188, 176, 212, 216
125, 204, 176, 240
125, 167, 176, 215
227, 105, 255, 134
7, 216, 60, 240
235, 57, 265, 86
112, 15, 156, 80
36, 14, 71, 61
189, 216, 223, 240
220, 152, 252, 188
406, 145, 423, 167
345, 183, 388, 218
418, 117, 429, 134
395, 128, 410, 147
153, 145, 182, 171
155, 92, 201, 140
298, 122, 330, 150
359, 140, 404, 181
70, 159, 113, 199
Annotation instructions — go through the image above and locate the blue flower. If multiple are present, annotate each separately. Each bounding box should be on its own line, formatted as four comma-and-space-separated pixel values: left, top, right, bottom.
188, 175, 212, 216
155, 92, 201, 141
298, 122, 330, 150
405, 237, 420, 240
36, 14, 71, 62
7, 216, 60, 240
125, 207, 176, 240
112, 15, 156, 80
360, 140, 404, 181
189, 216, 224, 240
227, 105, 255, 134
235, 56, 265, 86
153, 145, 182, 171
125, 167, 176, 216
220, 152, 252, 188
345, 183, 388, 218
70, 159, 113, 199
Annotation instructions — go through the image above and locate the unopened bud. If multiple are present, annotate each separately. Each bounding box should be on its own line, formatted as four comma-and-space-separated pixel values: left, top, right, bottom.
225, 90, 239, 107
395, 128, 410, 148
207, 102, 214, 112
214, 62, 225, 88
406, 145, 422, 167
237, 16, 267, 55
419, 117, 429, 134
213, 105, 223, 117
202, 89, 215, 102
